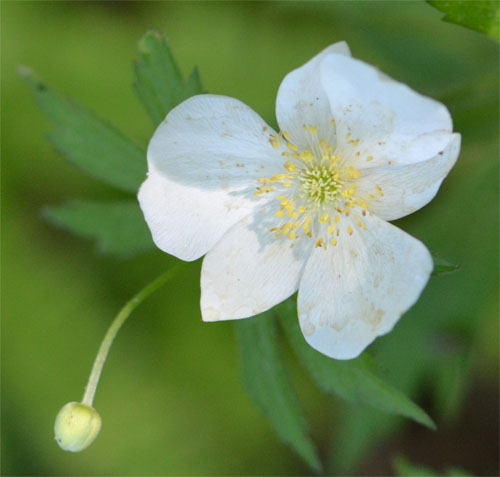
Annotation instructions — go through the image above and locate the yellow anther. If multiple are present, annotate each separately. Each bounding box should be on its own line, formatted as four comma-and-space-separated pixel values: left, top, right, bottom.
315, 238, 324, 248
298, 206, 306, 214
327, 224, 334, 235
318, 213, 329, 224
308, 125, 318, 136
346, 166, 360, 179
275, 210, 285, 218
283, 182, 292, 187
367, 155, 374, 161
330, 119, 336, 126
345, 132, 351, 139
302, 150, 313, 162
283, 131, 291, 141
331, 238, 338, 246
366, 193, 375, 199
348, 139, 360, 146
334, 214, 340, 223
275, 195, 286, 200
289, 230, 296, 240
287, 143, 299, 151
270, 139, 279, 149
347, 225, 353, 235
284, 161, 296, 171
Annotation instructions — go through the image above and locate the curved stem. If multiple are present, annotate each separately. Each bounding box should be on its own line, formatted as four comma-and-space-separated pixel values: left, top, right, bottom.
81, 263, 185, 406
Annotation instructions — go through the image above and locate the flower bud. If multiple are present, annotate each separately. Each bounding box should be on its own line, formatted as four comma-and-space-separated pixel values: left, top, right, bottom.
54, 402, 102, 452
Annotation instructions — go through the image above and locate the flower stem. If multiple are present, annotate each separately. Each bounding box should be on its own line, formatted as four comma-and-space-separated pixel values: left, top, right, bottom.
81, 263, 185, 406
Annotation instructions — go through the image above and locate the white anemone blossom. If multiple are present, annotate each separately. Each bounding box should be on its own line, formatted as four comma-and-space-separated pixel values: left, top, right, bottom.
139, 43, 460, 360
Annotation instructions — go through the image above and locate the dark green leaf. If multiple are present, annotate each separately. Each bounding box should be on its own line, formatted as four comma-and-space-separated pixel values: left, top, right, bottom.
235, 312, 322, 472
431, 252, 460, 276
445, 466, 473, 477
133, 31, 204, 125
393, 456, 440, 476
276, 300, 435, 429
19, 67, 146, 193
428, 0, 499, 40
44, 200, 155, 257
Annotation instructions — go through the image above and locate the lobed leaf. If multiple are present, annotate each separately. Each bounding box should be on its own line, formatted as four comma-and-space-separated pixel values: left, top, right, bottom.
428, 0, 499, 40
235, 312, 322, 472
44, 200, 155, 257
20, 67, 146, 193
276, 299, 435, 429
133, 31, 204, 125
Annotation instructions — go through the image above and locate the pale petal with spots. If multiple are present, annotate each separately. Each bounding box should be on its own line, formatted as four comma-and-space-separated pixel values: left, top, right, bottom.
297, 213, 433, 360
149, 94, 285, 188
138, 167, 263, 261
356, 133, 461, 221
320, 54, 453, 168
276, 42, 351, 150
201, 206, 313, 321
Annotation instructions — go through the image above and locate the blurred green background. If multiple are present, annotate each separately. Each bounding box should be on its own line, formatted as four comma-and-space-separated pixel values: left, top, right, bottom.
2, 1, 498, 475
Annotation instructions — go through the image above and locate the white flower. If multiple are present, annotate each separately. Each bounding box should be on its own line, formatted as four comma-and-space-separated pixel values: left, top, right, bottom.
138, 42, 460, 360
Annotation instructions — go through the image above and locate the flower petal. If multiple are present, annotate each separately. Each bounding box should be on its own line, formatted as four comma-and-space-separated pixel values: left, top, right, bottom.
201, 206, 313, 321
356, 133, 461, 221
148, 94, 284, 188
319, 54, 453, 167
297, 214, 433, 360
138, 166, 262, 261
275, 42, 351, 148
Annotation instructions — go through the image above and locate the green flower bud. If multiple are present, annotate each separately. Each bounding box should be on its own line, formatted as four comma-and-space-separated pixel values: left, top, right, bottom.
54, 402, 101, 452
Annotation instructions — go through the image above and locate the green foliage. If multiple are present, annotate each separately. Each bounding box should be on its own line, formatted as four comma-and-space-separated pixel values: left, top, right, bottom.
428, 0, 499, 40
276, 299, 435, 429
43, 201, 155, 257
19, 67, 146, 193
432, 253, 460, 276
235, 313, 322, 472
133, 31, 204, 125
393, 456, 472, 476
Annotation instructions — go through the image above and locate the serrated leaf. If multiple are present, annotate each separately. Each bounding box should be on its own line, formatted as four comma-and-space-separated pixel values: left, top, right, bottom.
432, 252, 460, 276
428, 0, 499, 40
19, 67, 146, 193
235, 312, 322, 472
276, 300, 435, 429
44, 200, 155, 257
133, 31, 204, 125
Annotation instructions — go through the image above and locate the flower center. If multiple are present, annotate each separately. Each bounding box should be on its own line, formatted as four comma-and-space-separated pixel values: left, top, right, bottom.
299, 164, 343, 207
255, 124, 382, 250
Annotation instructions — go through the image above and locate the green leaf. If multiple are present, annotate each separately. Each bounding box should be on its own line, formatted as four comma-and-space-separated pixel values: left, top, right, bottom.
445, 467, 473, 477
235, 313, 322, 472
19, 67, 146, 193
44, 200, 155, 257
428, 0, 499, 40
393, 456, 440, 476
431, 252, 460, 276
133, 31, 204, 125
276, 299, 435, 429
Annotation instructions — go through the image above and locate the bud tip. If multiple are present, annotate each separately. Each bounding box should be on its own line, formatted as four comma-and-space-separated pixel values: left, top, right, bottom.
54, 402, 101, 452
